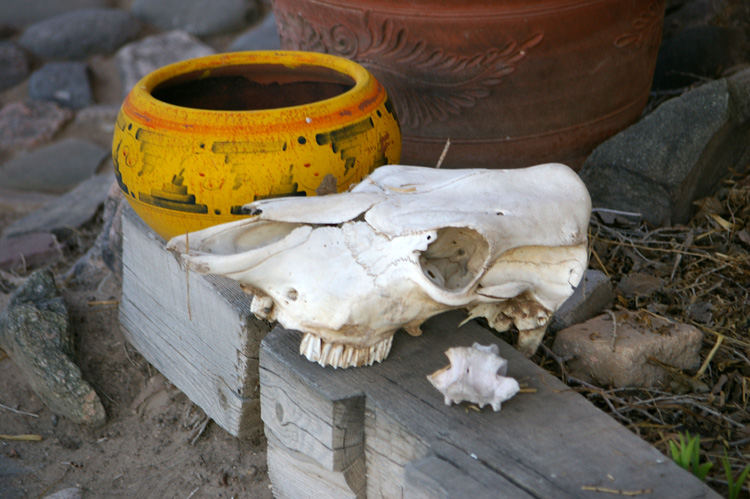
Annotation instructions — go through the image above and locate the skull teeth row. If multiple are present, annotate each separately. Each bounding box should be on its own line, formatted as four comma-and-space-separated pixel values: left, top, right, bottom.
300, 333, 394, 369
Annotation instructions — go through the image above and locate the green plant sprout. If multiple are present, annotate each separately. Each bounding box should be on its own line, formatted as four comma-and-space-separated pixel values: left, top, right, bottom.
722, 450, 750, 499
669, 432, 713, 481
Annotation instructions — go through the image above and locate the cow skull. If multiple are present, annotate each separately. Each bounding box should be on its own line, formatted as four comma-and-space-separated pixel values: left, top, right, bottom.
166, 163, 591, 368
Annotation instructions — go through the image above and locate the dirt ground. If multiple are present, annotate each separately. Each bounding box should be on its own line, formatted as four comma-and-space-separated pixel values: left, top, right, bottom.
0, 223, 274, 498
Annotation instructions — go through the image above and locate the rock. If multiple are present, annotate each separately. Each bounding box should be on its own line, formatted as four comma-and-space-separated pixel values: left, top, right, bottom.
18, 8, 142, 60
0, 138, 107, 194
0, 101, 73, 151
653, 26, 748, 90
552, 311, 703, 388
579, 70, 750, 226
131, 0, 257, 37
73, 104, 120, 136
43, 487, 83, 499
228, 12, 282, 52
0, 189, 58, 214
0, 270, 106, 426
116, 30, 215, 97
28, 62, 93, 110
616, 273, 665, 299
65, 182, 125, 283
2, 173, 114, 241
0, 41, 30, 91
0, 0, 112, 29
548, 269, 614, 333
0, 233, 62, 272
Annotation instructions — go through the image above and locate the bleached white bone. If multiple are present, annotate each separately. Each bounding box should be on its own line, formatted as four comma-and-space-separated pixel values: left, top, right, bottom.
166, 163, 591, 368
427, 343, 520, 411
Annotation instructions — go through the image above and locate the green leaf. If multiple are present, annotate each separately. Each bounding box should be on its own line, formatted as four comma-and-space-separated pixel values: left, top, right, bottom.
695, 461, 713, 481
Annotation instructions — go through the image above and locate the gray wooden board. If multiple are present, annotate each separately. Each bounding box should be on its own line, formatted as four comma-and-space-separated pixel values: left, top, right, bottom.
260, 311, 720, 498
120, 205, 271, 438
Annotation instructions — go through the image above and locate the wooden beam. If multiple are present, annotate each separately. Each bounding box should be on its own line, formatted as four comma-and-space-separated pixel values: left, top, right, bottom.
260, 312, 720, 497
120, 206, 271, 438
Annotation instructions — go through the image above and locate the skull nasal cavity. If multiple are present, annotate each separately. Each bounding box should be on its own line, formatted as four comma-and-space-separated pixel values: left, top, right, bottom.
419, 228, 489, 291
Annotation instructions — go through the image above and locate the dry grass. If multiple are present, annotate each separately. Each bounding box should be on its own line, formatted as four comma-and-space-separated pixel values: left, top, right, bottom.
537, 167, 750, 494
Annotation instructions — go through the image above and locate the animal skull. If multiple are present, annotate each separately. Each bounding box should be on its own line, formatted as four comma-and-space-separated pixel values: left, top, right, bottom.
427, 343, 520, 411
166, 163, 591, 368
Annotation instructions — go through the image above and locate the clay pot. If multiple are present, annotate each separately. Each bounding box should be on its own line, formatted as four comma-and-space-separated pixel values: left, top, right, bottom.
271, 0, 665, 169
113, 50, 401, 240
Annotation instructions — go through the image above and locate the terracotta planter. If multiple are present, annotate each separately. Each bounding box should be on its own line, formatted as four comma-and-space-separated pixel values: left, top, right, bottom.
272, 0, 665, 169
113, 51, 401, 240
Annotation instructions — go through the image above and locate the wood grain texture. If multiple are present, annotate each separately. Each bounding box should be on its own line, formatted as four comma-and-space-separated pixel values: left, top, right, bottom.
261, 312, 720, 498
120, 206, 271, 438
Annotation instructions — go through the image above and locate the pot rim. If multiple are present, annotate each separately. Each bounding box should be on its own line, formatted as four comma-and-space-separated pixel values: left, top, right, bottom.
121, 50, 385, 133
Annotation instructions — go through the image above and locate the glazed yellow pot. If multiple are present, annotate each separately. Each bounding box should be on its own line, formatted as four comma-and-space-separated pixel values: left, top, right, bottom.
113, 50, 401, 240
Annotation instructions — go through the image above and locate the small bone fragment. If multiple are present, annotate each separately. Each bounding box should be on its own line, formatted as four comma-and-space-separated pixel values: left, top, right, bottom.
427, 343, 520, 411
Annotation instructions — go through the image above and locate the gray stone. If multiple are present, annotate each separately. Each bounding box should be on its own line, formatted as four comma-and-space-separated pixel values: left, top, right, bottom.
18, 8, 141, 60
548, 269, 614, 333
552, 311, 703, 388
2, 173, 115, 240
0, 42, 30, 91
0, 101, 73, 151
0, 233, 62, 271
0, 0, 112, 29
228, 12, 282, 52
0, 189, 58, 214
65, 182, 124, 283
29, 62, 93, 110
116, 30, 215, 97
0, 270, 106, 426
43, 487, 83, 499
0, 138, 107, 194
131, 0, 257, 37
653, 26, 748, 90
579, 70, 750, 226
73, 104, 120, 135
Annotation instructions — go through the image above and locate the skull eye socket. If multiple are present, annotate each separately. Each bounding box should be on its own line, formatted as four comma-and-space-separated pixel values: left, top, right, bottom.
419, 227, 489, 291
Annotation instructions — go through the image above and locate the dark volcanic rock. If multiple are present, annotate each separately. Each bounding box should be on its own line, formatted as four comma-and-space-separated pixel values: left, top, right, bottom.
0, 0, 113, 29
29, 62, 93, 109
19, 8, 141, 60
0, 138, 107, 194
131, 0, 257, 37
580, 69, 750, 226
0, 42, 30, 91
228, 12, 282, 52
0, 270, 106, 426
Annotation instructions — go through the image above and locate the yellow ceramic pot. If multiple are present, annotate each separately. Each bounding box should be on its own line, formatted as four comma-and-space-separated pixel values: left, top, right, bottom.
113, 50, 401, 240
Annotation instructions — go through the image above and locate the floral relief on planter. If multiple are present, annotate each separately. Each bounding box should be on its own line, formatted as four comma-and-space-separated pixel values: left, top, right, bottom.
272, 0, 666, 170
276, 9, 544, 130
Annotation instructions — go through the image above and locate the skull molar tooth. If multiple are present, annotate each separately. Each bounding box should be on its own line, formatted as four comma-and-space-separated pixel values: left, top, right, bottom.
300, 333, 394, 369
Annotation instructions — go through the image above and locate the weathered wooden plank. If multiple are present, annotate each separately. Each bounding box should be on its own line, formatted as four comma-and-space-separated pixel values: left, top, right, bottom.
405, 452, 532, 499
260, 312, 720, 498
266, 429, 366, 499
120, 206, 271, 438
260, 356, 364, 471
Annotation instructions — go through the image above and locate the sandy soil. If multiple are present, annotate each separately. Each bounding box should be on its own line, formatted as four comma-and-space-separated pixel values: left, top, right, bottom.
0, 229, 274, 498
